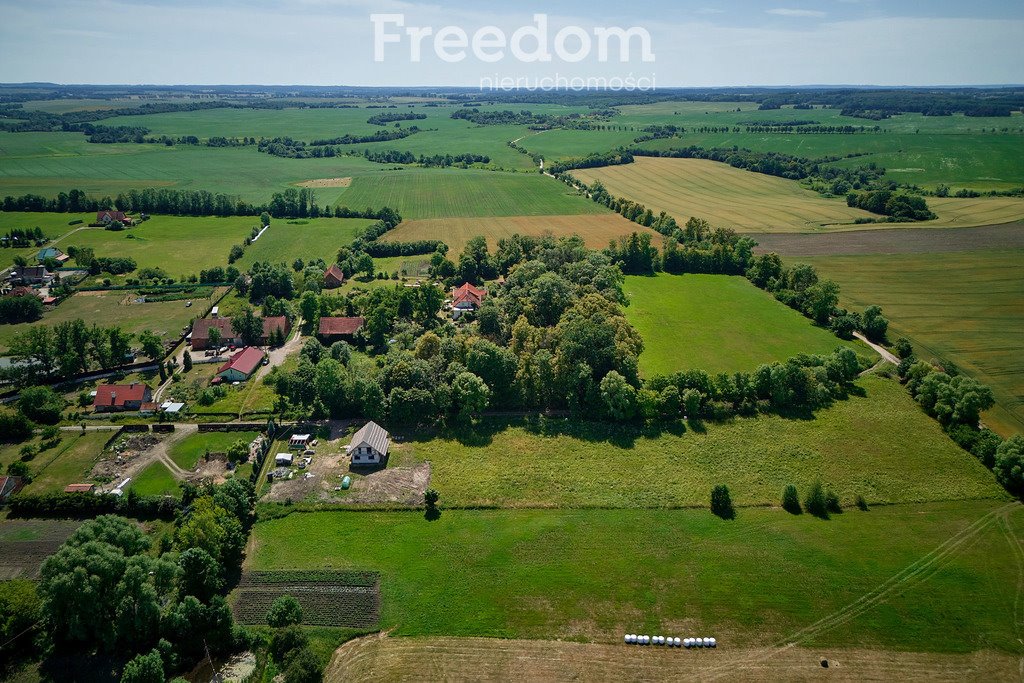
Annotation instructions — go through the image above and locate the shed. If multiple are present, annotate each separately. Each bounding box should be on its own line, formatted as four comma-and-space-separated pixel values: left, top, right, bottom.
275, 453, 294, 466
64, 483, 96, 494
288, 434, 311, 449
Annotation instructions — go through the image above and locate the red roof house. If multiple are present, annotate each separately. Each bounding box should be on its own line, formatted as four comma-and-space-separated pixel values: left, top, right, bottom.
324, 264, 346, 289
452, 283, 486, 311
216, 347, 265, 381
96, 210, 133, 225
262, 316, 291, 345
64, 483, 97, 494
93, 383, 152, 412
191, 318, 237, 350
317, 317, 365, 343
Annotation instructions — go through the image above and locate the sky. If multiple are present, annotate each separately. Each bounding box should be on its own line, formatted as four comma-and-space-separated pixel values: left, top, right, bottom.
0, 0, 1022, 87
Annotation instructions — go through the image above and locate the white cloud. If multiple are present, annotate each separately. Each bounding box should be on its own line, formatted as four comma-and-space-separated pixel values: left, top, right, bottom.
766, 8, 827, 17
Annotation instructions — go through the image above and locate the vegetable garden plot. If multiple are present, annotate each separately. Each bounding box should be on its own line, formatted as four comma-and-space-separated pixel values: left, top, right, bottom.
0, 520, 81, 578
233, 570, 380, 627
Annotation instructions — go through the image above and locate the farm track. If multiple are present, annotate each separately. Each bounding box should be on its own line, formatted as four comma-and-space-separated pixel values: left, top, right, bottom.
704, 502, 1021, 680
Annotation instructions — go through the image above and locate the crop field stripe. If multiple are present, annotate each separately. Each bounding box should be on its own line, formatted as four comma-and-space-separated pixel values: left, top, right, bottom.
383, 214, 658, 253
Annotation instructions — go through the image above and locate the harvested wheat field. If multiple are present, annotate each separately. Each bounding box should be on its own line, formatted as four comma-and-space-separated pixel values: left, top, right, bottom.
574, 157, 874, 232
326, 634, 1019, 683
296, 177, 352, 188
382, 213, 658, 253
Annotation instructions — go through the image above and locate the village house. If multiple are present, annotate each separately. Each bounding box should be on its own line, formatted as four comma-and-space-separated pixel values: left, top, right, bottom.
190, 318, 236, 350
36, 247, 69, 264
346, 421, 391, 466
5, 286, 38, 299
262, 316, 291, 344
452, 282, 486, 313
317, 316, 365, 344
95, 210, 134, 226
323, 264, 346, 289
191, 316, 290, 350
9, 265, 52, 286
216, 347, 265, 382
93, 383, 152, 412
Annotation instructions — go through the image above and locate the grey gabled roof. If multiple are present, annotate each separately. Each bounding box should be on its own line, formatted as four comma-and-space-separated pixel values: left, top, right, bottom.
349, 421, 390, 455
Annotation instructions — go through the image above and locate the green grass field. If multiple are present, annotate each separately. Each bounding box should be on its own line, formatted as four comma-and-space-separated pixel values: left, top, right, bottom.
0, 289, 215, 352
130, 460, 180, 497
61, 215, 256, 275
403, 376, 1002, 509
249, 500, 1022, 653
0, 211, 98, 269
0, 432, 111, 495
167, 431, 260, 470
236, 217, 373, 269
339, 169, 605, 219
804, 250, 1024, 437
623, 274, 862, 376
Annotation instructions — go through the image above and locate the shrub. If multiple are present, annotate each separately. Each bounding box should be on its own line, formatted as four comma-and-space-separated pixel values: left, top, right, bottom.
283, 647, 323, 683
6, 461, 30, 480
994, 435, 1024, 496
710, 484, 735, 520
270, 624, 308, 664
0, 412, 34, 442
19, 444, 37, 461
266, 595, 303, 628
781, 485, 801, 514
824, 489, 842, 514
855, 495, 869, 511
804, 481, 829, 519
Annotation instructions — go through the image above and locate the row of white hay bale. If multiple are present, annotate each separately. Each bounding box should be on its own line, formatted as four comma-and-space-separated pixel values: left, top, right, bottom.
623, 635, 717, 648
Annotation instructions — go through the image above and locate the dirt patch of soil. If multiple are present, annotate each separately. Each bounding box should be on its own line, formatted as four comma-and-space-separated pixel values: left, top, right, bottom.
296, 177, 352, 188
344, 462, 430, 505
325, 634, 1020, 683
90, 433, 160, 480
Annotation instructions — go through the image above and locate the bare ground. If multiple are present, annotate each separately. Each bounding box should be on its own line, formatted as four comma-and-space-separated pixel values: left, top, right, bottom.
750, 222, 1024, 256
295, 177, 352, 188
90, 424, 198, 491
325, 633, 1020, 683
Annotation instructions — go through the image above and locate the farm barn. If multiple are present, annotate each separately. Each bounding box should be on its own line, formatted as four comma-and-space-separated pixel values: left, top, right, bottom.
318, 316, 365, 344
216, 347, 265, 382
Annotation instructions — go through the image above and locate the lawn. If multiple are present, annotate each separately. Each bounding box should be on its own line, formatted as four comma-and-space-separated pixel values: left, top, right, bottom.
0, 289, 217, 352
623, 274, 862, 376
249, 500, 1023, 653
0, 432, 111, 495
62, 215, 256, 276
236, 217, 374, 269
130, 461, 180, 497
383, 213, 656, 254
804, 250, 1024, 437
167, 431, 260, 470
404, 376, 1003, 509
338, 169, 606, 219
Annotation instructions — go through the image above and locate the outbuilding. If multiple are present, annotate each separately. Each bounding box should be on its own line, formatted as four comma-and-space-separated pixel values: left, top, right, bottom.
216, 347, 265, 382
288, 434, 311, 450
275, 453, 294, 466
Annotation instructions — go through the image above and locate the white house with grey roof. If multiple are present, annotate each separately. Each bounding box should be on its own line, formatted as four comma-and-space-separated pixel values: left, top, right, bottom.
346, 421, 390, 465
